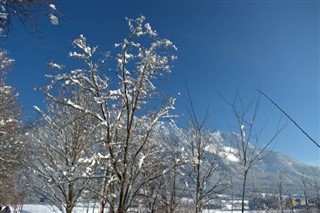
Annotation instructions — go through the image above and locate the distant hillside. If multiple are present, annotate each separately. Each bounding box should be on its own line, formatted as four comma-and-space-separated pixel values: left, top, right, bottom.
157, 122, 320, 196
217, 131, 319, 194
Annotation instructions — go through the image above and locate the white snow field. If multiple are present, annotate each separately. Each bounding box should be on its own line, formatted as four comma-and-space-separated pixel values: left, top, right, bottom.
21, 204, 101, 213
20, 205, 296, 213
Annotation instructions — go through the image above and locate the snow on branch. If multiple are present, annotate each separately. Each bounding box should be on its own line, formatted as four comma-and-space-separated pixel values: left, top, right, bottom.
37, 16, 178, 212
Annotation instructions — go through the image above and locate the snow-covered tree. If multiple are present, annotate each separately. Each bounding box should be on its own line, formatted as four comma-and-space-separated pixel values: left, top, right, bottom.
225, 93, 283, 213
28, 90, 101, 213
183, 95, 228, 213
0, 50, 24, 205
133, 124, 188, 213
310, 170, 320, 210
0, 0, 59, 37
184, 127, 228, 213
273, 172, 290, 213
40, 15, 177, 213
183, 126, 228, 212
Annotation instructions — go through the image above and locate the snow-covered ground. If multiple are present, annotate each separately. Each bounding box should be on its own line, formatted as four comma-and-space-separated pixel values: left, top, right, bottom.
21, 204, 101, 213
20, 204, 296, 213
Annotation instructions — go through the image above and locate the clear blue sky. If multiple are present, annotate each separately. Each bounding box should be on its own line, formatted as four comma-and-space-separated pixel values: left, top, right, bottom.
1, 1, 319, 166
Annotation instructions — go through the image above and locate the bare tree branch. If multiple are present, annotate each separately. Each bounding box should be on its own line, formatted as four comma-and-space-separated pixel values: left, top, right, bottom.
257, 89, 320, 149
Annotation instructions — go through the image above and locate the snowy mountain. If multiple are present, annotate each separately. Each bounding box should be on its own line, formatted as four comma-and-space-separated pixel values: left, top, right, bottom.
218, 131, 319, 192
157, 122, 320, 195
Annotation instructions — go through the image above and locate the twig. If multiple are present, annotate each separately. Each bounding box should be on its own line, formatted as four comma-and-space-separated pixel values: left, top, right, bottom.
257, 89, 320, 149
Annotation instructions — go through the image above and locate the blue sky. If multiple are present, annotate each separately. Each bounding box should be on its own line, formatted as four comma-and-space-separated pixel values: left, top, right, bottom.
1, 1, 319, 166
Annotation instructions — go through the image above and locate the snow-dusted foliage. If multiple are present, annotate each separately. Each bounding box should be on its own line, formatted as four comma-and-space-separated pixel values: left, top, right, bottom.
0, 50, 24, 204
0, 51, 14, 70
28, 92, 101, 213
40, 16, 177, 213
0, 0, 58, 36
183, 122, 229, 213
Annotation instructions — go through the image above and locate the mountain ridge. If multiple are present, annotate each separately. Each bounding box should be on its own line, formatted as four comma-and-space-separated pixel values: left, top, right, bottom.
156, 121, 320, 194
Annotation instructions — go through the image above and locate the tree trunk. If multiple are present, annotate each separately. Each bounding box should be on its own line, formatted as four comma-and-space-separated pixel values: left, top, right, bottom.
241, 170, 248, 213
99, 199, 106, 213
117, 167, 128, 213
169, 167, 176, 213
195, 158, 201, 213
99, 174, 109, 213
66, 182, 74, 213
117, 205, 125, 213
195, 133, 202, 213
109, 184, 115, 213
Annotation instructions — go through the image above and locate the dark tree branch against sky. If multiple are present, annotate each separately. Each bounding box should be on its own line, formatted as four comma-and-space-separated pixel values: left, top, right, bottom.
258, 89, 320, 149
0, 0, 59, 38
